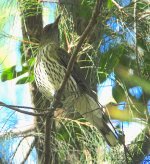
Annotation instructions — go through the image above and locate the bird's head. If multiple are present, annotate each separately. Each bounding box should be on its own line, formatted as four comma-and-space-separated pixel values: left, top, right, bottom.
40, 15, 61, 45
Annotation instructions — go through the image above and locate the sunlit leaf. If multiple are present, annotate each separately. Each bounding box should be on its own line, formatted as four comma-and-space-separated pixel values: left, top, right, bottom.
107, 0, 114, 9
1, 65, 30, 82
1, 65, 16, 81
16, 74, 34, 84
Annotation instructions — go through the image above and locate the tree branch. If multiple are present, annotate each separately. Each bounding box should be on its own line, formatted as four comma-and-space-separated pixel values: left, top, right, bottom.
44, 1, 105, 163
44, 115, 53, 164
0, 101, 148, 121
52, 0, 104, 108
0, 101, 49, 116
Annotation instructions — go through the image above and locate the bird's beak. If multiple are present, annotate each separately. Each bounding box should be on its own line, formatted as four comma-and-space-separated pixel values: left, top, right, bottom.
53, 15, 61, 27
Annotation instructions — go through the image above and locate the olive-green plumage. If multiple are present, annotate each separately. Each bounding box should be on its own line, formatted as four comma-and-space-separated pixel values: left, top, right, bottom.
34, 16, 118, 146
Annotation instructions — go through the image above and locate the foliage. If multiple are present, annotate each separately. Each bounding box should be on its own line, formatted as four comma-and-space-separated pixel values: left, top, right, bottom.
1, 57, 35, 84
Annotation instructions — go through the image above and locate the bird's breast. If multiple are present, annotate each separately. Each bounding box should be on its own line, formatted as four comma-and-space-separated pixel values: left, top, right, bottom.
34, 54, 79, 103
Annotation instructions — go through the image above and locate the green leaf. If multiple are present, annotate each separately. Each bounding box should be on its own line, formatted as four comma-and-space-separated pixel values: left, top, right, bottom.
16, 74, 34, 84
107, 0, 114, 9
28, 57, 35, 67
1, 66, 16, 81
1, 65, 30, 82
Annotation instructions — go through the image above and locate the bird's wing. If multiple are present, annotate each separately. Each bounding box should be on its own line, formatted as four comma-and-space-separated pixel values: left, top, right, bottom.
56, 47, 93, 94
56, 47, 119, 146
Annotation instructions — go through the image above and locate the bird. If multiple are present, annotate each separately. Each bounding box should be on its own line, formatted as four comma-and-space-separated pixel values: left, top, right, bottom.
34, 15, 119, 146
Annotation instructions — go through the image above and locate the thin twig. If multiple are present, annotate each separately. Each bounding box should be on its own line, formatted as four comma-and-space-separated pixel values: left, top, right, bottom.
111, 0, 128, 16
0, 126, 35, 139
1, 33, 38, 45
9, 135, 34, 163
20, 138, 37, 164
111, 0, 123, 10
0, 101, 49, 116
3, 104, 47, 110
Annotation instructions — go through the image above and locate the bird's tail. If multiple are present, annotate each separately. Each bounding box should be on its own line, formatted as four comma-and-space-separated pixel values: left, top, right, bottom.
74, 94, 118, 146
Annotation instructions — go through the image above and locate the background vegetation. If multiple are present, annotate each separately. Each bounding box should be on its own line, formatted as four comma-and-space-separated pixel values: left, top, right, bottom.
0, 0, 149, 163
